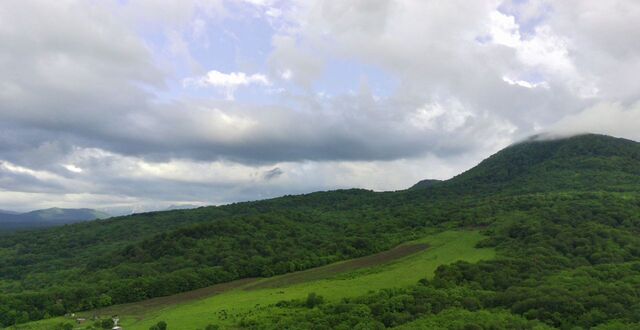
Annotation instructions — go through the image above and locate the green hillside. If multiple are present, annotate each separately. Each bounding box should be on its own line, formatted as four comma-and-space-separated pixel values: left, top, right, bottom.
2, 134, 640, 329
18, 231, 494, 330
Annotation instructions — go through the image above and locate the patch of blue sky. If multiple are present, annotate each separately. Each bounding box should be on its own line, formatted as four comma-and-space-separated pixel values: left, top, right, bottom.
498, 0, 552, 37
144, 2, 398, 106
519, 70, 547, 85
189, 8, 275, 74
314, 59, 399, 100
150, 6, 279, 103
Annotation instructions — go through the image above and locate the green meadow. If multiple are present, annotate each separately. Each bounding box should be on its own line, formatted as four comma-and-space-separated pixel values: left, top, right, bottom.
12, 230, 494, 330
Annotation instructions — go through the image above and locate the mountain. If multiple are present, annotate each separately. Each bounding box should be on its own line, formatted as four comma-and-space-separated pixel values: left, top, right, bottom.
409, 179, 442, 190
414, 134, 640, 196
164, 204, 202, 211
23, 207, 110, 222
0, 207, 110, 232
2, 134, 640, 329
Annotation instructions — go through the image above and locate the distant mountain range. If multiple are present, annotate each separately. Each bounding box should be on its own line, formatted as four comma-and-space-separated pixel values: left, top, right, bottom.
0, 207, 110, 232
165, 204, 202, 211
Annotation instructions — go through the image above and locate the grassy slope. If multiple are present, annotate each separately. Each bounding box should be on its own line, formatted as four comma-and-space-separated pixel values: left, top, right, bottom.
13, 230, 494, 330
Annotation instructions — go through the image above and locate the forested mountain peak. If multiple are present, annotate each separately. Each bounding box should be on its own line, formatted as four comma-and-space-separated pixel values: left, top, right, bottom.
439, 133, 640, 195
409, 179, 443, 190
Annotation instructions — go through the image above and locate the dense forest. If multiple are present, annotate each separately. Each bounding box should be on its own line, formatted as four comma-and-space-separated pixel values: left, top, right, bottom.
1, 134, 640, 329
245, 192, 640, 329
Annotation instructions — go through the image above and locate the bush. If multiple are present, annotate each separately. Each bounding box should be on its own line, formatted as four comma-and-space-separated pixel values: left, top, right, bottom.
100, 318, 114, 329
305, 292, 325, 308
53, 323, 74, 330
150, 320, 167, 330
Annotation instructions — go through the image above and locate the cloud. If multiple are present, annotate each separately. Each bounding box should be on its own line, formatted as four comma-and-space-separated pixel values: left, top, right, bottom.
0, 144, 484, 213
502, 76, 549, 89
184, 70, 271, 99
268, 35, 325, 88
2, 0, 640, 211
262, 167, 283, 180
542, 0, 640, 102
0, 0, 531, 168
550, 102, 640, 141
62, 164, 83, 173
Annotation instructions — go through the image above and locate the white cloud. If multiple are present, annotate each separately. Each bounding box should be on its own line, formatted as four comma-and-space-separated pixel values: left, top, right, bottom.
502, 76, 549, 89
488, 10, 597, 97
550, 102, 640, 141
184, 70, 270, 99
1, 161, 62, 182
280, 69, 293, 80
268, 35, 324, 87
543, 0, 640, 101
241, 0, 275, 6
62, 164, 83, 173
409, 100, 474, 132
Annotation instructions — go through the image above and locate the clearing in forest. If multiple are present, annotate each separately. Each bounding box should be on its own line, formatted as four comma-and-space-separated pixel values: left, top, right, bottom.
13, 230, 494, 330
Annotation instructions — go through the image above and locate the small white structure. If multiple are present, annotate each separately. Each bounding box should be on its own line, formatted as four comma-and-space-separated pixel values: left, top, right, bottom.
112, 317, 123, 330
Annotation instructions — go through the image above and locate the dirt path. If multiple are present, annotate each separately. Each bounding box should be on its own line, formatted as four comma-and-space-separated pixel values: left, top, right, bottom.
244, 243, 429, 290
89, 277, 259, 318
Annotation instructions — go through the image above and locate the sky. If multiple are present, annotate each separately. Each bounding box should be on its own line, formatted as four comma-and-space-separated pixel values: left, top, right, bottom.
1, 0, 640, 214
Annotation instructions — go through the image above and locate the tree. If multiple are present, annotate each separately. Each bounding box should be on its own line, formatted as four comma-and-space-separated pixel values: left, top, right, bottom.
97, 294, 113, 307
150, 320, 167, 330
100, 318, 114, 329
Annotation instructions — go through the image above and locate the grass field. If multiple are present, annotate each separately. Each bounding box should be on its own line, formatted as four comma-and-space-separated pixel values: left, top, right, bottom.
11, 230, 495, 330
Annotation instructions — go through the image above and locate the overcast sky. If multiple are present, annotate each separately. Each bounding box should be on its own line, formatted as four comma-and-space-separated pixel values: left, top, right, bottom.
1, 0, 639, 213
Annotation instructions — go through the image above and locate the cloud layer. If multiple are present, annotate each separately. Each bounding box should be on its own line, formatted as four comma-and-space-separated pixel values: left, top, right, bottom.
1, 0, 639, 212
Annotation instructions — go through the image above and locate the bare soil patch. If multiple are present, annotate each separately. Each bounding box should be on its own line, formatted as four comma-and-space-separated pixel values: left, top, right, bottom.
244, 243, 429, 290
88, 277, 258, 318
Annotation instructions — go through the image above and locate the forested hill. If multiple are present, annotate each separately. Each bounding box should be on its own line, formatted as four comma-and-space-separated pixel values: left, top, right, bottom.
2, 133, 640, 328
425, 133, 640, 195
408, 179, 442, 190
